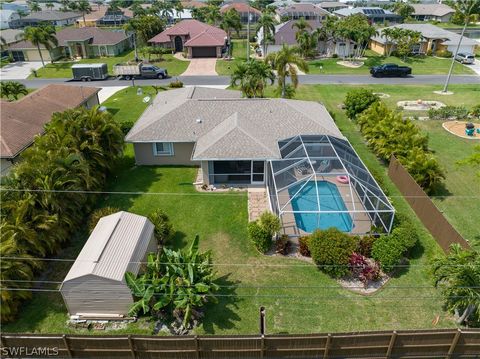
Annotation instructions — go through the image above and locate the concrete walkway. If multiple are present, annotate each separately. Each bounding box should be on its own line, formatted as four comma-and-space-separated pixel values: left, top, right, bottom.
248, 188, 268, 222
181, 58, 217, 76
98, 86, 128, 103
0, 61, 43, 80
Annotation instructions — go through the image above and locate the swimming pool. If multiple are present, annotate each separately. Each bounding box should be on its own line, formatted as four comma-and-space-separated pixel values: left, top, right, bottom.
288, 181, 353, 233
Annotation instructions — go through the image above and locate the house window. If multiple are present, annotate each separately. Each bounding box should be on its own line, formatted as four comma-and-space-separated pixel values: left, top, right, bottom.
153, 142, 174, 156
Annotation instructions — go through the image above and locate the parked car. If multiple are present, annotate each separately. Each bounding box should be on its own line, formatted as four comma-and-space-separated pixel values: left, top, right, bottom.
72, 63, 108, 81
370, 64, 412, 78
455, 53, 475, 64
113, 63, 168, 80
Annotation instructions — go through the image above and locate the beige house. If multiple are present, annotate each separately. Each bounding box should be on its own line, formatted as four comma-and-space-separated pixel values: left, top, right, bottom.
60, 211, 156, 319
0, 84, 100, 176
410, 4, 455, 23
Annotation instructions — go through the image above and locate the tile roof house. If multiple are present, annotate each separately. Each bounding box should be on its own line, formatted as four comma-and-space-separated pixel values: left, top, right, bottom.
60, 211, 156, 319
334, 7, 402, 24
370, 23, 478, 56
220, 3, 261, 23
8, 27, 131, 61
318, 2, 348, 12
148, 19, 226, 58
410, 4, 455, 23
276, 3, 330, 21
126, 87, 395, 236
0, 84, 100, 176
75, 5, 133, 27
19, 10, 81, 26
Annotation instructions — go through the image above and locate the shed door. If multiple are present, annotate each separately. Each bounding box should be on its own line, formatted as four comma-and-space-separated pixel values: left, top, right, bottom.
192, 47, 217, 58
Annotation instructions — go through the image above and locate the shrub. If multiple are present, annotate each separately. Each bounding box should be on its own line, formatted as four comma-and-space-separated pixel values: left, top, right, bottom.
148, 209, 173, 245
258, 211, 281, 236
391, 225, 419, 253
169, 80, 184, 88
332, 53, 338, 58
435, 50, 452, 58
248, 221, 272, 253
426, 49, 433, 56
371, 235, 405, 272
344, 89, 379, 120
428, 105, 469, 121
88, 208, 120, 233
349, 253, 381, 285
356, 235, 377, 257
469, 104, 480, 118
276, 234, 291, 255
120, 121, 134, 135
308, 228, 356, 278
298, 236, 311, 257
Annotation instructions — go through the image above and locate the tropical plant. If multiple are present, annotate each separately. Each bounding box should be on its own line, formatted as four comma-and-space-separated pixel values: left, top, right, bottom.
247, 220, 272, 253
0, 81, 28, 101
220, 9, 242, 58
28, 0, 41, 12
296, 31, 318, 59
457, 145, 480, 178
255, 12, 276, 57
125, 15, 165, 60
394, 29, 421, 60
371, 234, 405, 272
18, 25, 58, 66
292, 17, 312, 40
298, 236, 311, 257
393, 2, 415, 19
308, 228, 357, 278
230, 59, 275, 98
45, 1, 54, 10
76, 0, 92, 26
88, 207, 120, 233
266, 44, 308, 98
148, 209, 173, 245
432, 244, 480, 325
349, 252, 381, 286
428, 105, 469, 121
334, 14, 377, 60
344, 89, 379, 120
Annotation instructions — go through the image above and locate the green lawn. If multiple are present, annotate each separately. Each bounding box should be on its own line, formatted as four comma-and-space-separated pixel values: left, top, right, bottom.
308, 51, 475, 75
216, 39, 253, 76
5, 85, 463, 335
29, 51, 189, 79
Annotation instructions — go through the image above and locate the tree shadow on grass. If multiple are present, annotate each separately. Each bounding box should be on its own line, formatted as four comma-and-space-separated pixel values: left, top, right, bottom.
170, 231, 188, 250
201, 274, 242, 334
364, 56, 383, 68
391, 240, 425, 279
430, 181, 453, 202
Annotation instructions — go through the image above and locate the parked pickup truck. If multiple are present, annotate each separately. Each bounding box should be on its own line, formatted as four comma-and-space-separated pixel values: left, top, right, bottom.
113, 63, 168, 80
370, 64, 412, 78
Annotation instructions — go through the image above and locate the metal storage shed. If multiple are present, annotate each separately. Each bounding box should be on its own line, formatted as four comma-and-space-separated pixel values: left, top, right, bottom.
60, 211, 156, 319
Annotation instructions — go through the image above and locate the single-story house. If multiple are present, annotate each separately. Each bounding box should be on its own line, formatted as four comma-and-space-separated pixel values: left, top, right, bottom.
220, 3, 261, 23
334, 7, 403, 24
8, 27, 131, 61
0, 84, 100, 176
149, 19, 226, 58
181, 1, 207, 9
276, 3, 330, 21
18, 10, 81, 26
0, 28, 23, 57
60, 211, 156, 319
76, 5, 133, 27
410, 4, 455, 23
0, 9, 21, 29
0, 1, 29, 13
370, 24, 478, 56
125, 87, 395, 236
318, 2, 348, 13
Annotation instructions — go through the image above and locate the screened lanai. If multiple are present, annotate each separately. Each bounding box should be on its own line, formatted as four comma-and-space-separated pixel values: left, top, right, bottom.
266, 135, 395, 236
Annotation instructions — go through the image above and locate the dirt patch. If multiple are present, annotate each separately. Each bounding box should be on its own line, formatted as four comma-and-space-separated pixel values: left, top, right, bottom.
397, 100, 445, 111
337, 274, 390, 295
337, 60, 364, 68
442, 121, 480, 140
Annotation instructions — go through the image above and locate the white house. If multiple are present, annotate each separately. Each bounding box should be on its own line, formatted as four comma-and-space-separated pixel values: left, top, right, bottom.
0, 10, 21, 29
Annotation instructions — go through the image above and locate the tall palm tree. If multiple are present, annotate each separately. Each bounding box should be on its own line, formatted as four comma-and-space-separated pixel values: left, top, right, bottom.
28, 0, 41, 12
108, 0, 122, 27
0, 81, 28, 101
266, 44, 309, 98
18, 25, 58, 66
442, 0, 480, 93
255, 12, 276, 58
76, 0, 92, 27
230, 60, 275, 98
45, 1, 54, 10
220, 9, 242, 58
292, 17, 311, 41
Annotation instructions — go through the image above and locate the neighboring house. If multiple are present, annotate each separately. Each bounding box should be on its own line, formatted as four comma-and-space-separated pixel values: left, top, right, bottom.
276, 3, 330, 21
19, 10, 81, 27
60, 211, 156, 319
126, 87, 395, 236
370, 23, 478, 56
220, 3, 261, 23
148, 19, 226, 58
0, 9, 21, 29
410, 4, 455, 23
181, 1, 207, 9
8, 27, 131, 61
334, 7, 403, 24
76, 6, 133, 27
0, 84, 100, 176
0, 28, 23, 57
0, 1, 29, 13
318, 2, 348, 13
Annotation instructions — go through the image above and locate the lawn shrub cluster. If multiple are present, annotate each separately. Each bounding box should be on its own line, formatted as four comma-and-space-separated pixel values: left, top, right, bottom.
349, 252, 381, 285
247, 212, 281, 253
276, 234, 291, 255
435, 50, 453, 58
169, 80, 184, 88
88, 207, 121, 232
428, 105, 469, 121
0, 107, 124, 322
344, 89, 380, 120
356, 235, 377, 257
354, 100, 444, 193
298, 236, 311, 257
148, 209, 173, 245
120, 121, 135, 135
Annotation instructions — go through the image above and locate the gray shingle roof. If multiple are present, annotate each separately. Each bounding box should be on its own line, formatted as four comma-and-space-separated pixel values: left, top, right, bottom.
21, 10, 81, 21
126, 87, 345, 160
411, 4, 455, 17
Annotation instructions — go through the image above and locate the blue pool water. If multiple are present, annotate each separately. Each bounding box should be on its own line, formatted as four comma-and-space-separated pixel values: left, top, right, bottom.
288, 181, 353, 233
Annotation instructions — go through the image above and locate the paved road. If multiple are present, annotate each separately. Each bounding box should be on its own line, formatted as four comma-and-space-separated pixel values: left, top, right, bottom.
17, 74, 480, 88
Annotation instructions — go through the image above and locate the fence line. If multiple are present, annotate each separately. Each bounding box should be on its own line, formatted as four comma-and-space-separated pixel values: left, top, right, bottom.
1, 329, 480, 358
387, 156, 470, 253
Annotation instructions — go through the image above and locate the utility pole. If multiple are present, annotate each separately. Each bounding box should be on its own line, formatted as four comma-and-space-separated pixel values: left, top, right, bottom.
246, 0, 250, 60
442, 19, 468, 93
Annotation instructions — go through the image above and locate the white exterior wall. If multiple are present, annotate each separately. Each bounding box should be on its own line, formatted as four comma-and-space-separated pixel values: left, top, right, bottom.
447, 44, 476, 54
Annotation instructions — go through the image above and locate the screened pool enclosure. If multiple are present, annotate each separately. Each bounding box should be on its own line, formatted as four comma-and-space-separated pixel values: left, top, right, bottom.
266, 135, 395, 235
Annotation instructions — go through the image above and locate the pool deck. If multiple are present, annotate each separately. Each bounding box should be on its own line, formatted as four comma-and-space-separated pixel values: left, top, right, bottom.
279, 176, 372, 236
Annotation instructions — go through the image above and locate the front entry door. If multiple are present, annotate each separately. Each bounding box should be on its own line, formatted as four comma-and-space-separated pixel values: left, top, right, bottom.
174, 36, 183, 52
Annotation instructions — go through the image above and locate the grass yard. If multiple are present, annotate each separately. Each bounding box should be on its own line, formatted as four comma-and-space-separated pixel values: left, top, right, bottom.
5, 85, 464, 335
29, 50, 189, 79
216, 39, 253, 76
308, 51, 475, 75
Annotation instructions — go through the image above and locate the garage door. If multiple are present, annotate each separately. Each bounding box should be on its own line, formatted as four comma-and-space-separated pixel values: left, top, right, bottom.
192, 47, 217, 58
11, 51, 25, 62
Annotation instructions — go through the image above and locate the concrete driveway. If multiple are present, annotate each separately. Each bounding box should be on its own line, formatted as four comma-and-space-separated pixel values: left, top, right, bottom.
468, 59, 480, 77
181, 58, 217, 76
0, 61, 44, 80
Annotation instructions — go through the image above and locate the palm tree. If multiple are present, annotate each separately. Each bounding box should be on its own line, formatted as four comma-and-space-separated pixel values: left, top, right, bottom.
76, 0, 92, 27
442, 0, 480, 93
28, 0, 41, 12
220, 9, 242, 58
292, 17, 311, 40
0, 81, 28, 101
297, 31, 317, 59
255, 12, 276, 58
45, 1, 54, 10
19, 25, 58, 66
230, 60, 275, 98
266, 44, 309, 98
381, 27, 396, 57
108, 0, 122, 27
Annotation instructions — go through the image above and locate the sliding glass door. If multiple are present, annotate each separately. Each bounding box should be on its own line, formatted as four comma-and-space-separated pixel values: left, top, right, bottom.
208, 161, 265, 185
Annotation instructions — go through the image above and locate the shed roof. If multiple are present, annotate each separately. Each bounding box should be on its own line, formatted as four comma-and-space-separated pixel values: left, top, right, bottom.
63, 211, 154, 283
126, 87, 345, 160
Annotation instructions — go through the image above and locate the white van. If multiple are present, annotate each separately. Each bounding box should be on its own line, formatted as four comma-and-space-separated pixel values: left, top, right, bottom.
455, 53, 475, 64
